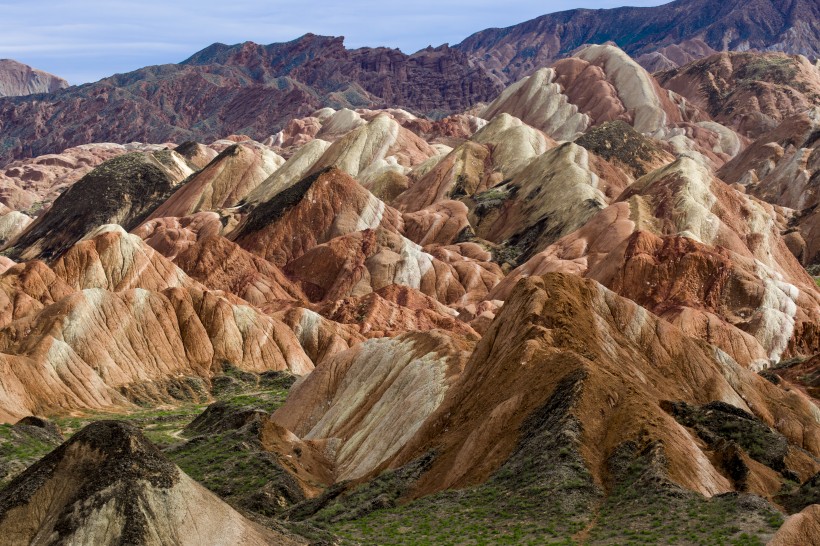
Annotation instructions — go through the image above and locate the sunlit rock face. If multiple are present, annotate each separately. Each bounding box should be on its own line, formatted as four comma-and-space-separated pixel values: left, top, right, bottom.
0, 59, 67, 97
0, 34, 819, 546
0, 421, 299, 545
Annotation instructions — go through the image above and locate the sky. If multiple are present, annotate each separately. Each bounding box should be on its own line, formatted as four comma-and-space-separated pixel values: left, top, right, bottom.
0, 1, 668, 85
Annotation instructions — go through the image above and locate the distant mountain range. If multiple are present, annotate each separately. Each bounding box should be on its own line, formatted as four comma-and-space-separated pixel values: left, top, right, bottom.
0, 59, 67, 97
0, 0, 818, 165
456, 0, 820, 81
2, 3, 820, 543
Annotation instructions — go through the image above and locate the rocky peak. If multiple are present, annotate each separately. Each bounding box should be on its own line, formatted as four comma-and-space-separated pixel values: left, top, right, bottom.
455, 0, 820, 80
0, 59, 67, 97
0, 421, 295, 545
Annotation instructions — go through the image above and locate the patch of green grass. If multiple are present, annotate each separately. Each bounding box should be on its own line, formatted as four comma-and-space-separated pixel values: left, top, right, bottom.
736, 56, 798, 88
167, 424, 306, 517
586, 442, 783, 546
0, 368, 301, 519
473, 186, 512, 203
665, 401, 788, 473
211, 367, 295, 413
303, 372, 598, 545
328, 486, 584, 546
0, 424, 63, 488
219, 390, 289, 413
0, 425, 53, 456
44, 369, 296, 449
51, 404, 206, 448
315, 440, 786, 546
776, 472, 820, 514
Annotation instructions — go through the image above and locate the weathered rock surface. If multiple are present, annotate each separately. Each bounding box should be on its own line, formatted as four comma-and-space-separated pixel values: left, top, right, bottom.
306, 113, 438, 190
174, 234, 306, 306
657, 51, 820, 138
0, 211, 31, 247
717, 107, 820, 266
393, 113, 554, 212
0, 225, 313, 421
275, 273, 820, 510
274, 330, 472, 481
5, 0, 816, 168
0, 35, 502, 166
407, 274, 819, 500
0, 143, 157, 212
0, 421, 300, 545
494, 157, 820, 369
232, 168, 403, 267
456, 0, 820, 82
0, 35, 819, 544
148, 142, 283, 220
477, 44, 741, 172
0, 59, 67, 97
770, 504, 820, 546
469, 141, 630, 264
771, 355, 820, 402
134, 212, 225, 261
720, 107, 820, 212
314, 285, 479, 339
3, 151, 193, 261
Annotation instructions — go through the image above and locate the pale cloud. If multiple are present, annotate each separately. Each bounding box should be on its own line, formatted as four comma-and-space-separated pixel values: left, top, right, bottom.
0, 0, 668, 84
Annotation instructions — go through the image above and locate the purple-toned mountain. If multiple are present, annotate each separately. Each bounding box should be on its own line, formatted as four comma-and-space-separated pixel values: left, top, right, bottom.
455, 0, 820, 81
0, 35, 501, 166
0, 0, 817, 166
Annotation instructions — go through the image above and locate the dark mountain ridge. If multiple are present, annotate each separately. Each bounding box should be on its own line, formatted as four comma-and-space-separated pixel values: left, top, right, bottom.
0, 0, 817, 166
0, 34, 501, 167
456, 0, 820, 81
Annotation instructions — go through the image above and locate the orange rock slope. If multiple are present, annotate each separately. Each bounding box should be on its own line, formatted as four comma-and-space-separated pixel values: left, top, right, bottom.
272, 273, 820, 506
0, 225, 313, 421
0, 42, 818, 542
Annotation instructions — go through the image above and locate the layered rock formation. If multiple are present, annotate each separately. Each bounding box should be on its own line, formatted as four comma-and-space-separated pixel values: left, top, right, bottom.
0, 59, 67, 97
0, 225, 313, 421
493, 157, 820, 369
771, 505, 820, 545
717, 106, 820, 266
0, 39, 818, 544
478, 44, 687, 139
0, 421, 300, 545
3, 150, 192, 261
0, 143, 160, 212
0, 36, 502, 166
272, 272, 820, 536
1, 0, 817, 168
475, 44, 743, 172
231, 168, 502, 310
456, 0, 820, 80
148, 142, 283, 221
657, 51, 820, 137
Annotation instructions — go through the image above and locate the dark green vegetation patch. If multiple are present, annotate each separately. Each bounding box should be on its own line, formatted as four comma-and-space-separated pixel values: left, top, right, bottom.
5, 151, 180, 261
576, 120, 665, 177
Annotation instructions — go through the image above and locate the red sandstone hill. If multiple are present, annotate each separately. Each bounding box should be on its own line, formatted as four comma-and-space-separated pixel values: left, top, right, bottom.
0, 35, 502, 167
0, 40, 818, 544
456, 0, 820, 81
1, 0, 818, 167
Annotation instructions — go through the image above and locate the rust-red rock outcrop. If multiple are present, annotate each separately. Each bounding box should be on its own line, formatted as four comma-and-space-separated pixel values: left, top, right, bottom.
657, 51, 820, 138
0, 35, 503, 167
493, 157, 820, 369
